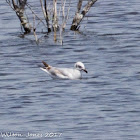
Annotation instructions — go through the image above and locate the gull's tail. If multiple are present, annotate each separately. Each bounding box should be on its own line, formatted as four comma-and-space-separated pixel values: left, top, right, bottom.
40, 61, 50, 74
42, 61, 50, 68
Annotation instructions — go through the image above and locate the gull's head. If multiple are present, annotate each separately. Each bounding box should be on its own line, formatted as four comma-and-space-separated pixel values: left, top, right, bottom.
74, 62, 88, 73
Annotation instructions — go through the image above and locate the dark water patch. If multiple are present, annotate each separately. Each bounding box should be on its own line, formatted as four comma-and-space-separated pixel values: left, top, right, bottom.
114, 88, 134, 94
97, 47, 107, 50
126, 54, 140, 59
10, 106, 23, 109
0, 73, 13, 76
40, 93, 61, 98
21, 101, 33, 104
86, 81, 112, 86
100, 109, 116, 112
63, 47, 73, 50
98, 33, 127, 36
74, 48, 88, 53
80, 96, 97, 103
30, 119, 54, 123
128, 110, 140, 114
125, 11, 139, 15
107, 49, 132, 54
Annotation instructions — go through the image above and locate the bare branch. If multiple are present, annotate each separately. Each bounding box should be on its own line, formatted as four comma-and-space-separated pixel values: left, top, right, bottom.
44, 0, 51, 32
19, 0, 27, 9
77, 0, 83, 13
81, 0, 97, 16
40, 0, 46, 18
62, 0, 71, 29
70, 0, 97, 31
33, 14, 39, 44
12, 0, 18, 9
6, 0, 15, 10
61, 0, 66, 20
10, 0, 31, 33
52, 0, 59, 31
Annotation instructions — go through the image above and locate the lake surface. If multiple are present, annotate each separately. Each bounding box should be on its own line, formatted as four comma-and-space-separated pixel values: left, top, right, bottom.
0, 0, 140, 139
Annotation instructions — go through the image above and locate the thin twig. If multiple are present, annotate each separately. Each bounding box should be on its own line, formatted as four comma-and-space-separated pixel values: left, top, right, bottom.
26, 3, 47, 28
12, 0, 17, 9
33, 14, 39, 44
61, 0, 66, 21
62, 0, 71, 29
40, 0, 46, 18
6, 0, 15, 10
44, 0, 51, 32
52, 0, 59, 30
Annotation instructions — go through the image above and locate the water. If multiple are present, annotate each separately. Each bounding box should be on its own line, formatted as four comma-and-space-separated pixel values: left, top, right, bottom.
0, 0, 140, 139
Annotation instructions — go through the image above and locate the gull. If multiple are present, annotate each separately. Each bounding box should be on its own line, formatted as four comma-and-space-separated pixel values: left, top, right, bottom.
40, 61, 88, 79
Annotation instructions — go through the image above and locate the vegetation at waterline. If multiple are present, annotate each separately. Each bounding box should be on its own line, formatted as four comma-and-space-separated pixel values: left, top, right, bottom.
6, 0, 97, 44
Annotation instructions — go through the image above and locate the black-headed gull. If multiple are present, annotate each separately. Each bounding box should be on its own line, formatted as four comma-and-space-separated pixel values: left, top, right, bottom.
40, 61, 88, 79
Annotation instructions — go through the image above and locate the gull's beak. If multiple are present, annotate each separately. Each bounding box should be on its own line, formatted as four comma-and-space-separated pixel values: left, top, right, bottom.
83, 69, 88, 73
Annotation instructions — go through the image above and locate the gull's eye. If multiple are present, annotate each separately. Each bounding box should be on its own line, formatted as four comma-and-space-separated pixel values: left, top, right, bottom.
78, 65, 82, 69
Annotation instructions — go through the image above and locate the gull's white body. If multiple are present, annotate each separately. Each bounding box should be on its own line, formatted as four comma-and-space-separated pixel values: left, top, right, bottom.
40, 67, 81, 79
40, 61, 87, 80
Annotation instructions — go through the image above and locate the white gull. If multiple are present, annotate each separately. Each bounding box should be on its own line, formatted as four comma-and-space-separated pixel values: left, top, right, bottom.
40, 61, 88, 80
